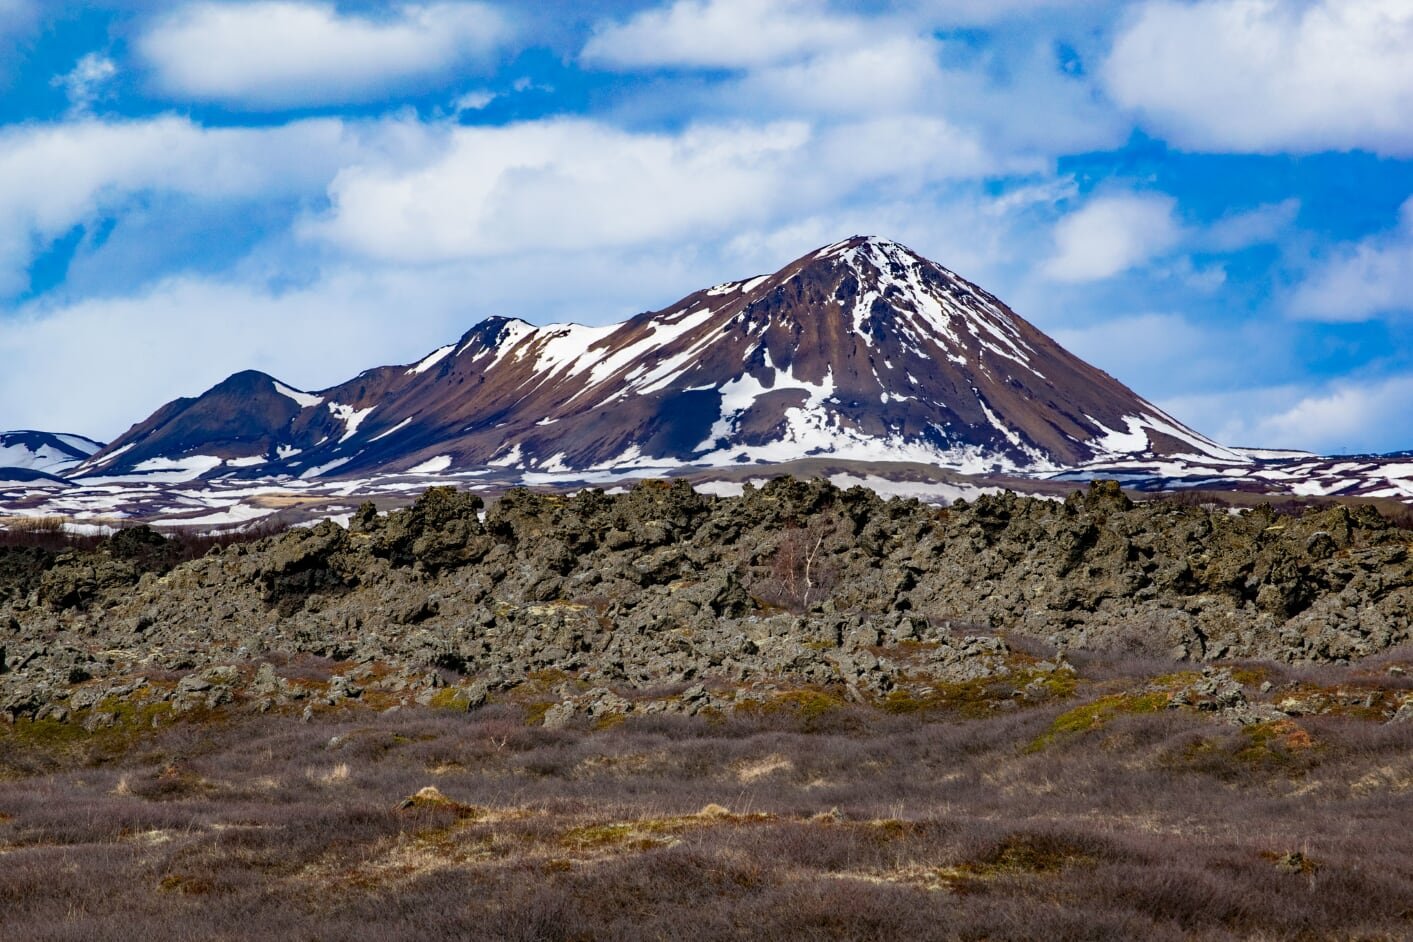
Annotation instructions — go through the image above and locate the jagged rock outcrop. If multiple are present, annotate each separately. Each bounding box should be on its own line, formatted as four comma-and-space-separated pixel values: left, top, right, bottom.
2, 479, 1411, 728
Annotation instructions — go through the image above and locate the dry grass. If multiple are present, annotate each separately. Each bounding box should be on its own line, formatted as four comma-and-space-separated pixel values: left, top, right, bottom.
1, 515, 66, 533
248, 494, 337, 509
1, 656, 1411, 941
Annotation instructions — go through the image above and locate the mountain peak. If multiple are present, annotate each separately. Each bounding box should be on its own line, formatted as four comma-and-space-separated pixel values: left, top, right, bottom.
806, 234, 938, 271
81, 238, 1238, 482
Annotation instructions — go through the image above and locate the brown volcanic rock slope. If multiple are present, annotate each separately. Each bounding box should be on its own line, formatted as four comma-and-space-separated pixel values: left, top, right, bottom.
79, 237, 1239, 481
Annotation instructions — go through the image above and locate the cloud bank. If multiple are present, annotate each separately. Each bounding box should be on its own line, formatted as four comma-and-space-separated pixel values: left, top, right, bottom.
1105, 0, 1413, 154
139, 1, 512, 108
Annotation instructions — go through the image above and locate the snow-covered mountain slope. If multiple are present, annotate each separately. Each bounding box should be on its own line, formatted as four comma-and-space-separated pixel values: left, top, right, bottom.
1055, 451, 1413, 501
77, 237, 1239, 484
0, 430, 103, 475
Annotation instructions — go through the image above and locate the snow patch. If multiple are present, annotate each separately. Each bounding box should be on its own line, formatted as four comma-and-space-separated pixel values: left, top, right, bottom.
328, 402, 376, 443
407, 455, 453, 474
407, 344, 455, 376
369, 417, 413, 443
300, 457, 353, 480
273, 381, 322, 409
130, 455, 225, 481
488, 443, 524, 468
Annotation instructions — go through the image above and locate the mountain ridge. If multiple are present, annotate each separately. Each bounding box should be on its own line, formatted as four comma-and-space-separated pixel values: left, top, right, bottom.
0, 430, 103, 478
76, 236, 1236, 483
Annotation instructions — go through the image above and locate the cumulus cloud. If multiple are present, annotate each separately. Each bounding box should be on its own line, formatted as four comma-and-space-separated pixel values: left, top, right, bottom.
138, 1, 511, 108
1165, 375, 1413, 454
1041, 191, 1300, 284
1043, 192, 1183, 282
0, 238, 836, 437
1104, 0, 1413, 154
735, 36, 944, 115
305, 116, 1026, 263
584, 0, 1126, 157
0, 268, 472, 437
1250, 376, 1413, 453
0, 116, 425, 296
0, 169, 1065, 439
582, 0, 876, 69
1290, 197, 1413, 321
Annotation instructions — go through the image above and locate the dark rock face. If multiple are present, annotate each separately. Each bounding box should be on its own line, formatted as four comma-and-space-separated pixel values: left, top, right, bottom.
1, 479, 1411, 730
80, 238, 1235, 482
357, 487, 490, 572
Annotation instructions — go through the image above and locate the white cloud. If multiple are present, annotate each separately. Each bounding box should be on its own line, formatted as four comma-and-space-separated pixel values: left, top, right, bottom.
138, 1, 511, 108
585, 0, 1126, 158
735, 36, 944, 114
1166, 375, 1413, 454
1104, 0, 1413, 154
1041, 192, 1297, 286
1042, 192, 1183, 282
0, 115, 430, 296
306, 116, 1023, 263
0, 269, 469, 438
0, 240, 806, 437
1203, 198, 1300, 252
453, 89, 497, 112
926, 38, 1129, 157
52, 53, 117, 114
582, 0, 876, 70
1290, 197, 1413, 321
0, 169, 1069, 439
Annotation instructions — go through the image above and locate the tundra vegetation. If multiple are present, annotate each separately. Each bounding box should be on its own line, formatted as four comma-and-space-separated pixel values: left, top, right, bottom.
1, 478, 1411, 939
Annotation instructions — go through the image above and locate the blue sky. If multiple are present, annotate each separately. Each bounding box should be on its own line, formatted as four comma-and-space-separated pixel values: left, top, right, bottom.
0, 0, 1411, 454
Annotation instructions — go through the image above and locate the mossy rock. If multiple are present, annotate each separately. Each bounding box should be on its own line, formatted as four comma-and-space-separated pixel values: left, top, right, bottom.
1027, 691, 1172, 752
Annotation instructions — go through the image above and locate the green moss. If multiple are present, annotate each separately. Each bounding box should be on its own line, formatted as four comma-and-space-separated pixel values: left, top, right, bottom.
560, 815, 711, 853
524, 701, 553, 726
1235, 720, 1316, 765
426, 688, 468, 711
882, 666, 1076, 719
778, 689, 845, 722
1029, 669, 1079, 700
1148, 670, 1203, 690
1228, 666, 1271, 688
1174, 719, 1319, 780
1027, 691, 1171, 752
736, 688, 847, 728
4, 716, 87, 747
2, 697, 174, 755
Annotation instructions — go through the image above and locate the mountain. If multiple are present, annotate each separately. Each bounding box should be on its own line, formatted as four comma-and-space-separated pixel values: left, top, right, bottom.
1, 430, 103, 477
77, 237, 1240, 483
